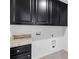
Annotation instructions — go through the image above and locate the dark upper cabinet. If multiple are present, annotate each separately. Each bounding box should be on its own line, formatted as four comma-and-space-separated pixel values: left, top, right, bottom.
35, 0, 49, 25
10, 0, 67, 26
49, 0, 60, 25
58, 1, 68, 26
10, 0, 13, 24
10, 0, 34, 24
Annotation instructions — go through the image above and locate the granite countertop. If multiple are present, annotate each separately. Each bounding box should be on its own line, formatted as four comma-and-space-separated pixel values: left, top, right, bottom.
10, 38, 32, 48
10, 34, 32, 48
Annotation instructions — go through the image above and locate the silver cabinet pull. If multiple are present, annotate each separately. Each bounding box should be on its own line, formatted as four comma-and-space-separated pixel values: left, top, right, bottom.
27, 55, 30, 57
17, 50, 20, 53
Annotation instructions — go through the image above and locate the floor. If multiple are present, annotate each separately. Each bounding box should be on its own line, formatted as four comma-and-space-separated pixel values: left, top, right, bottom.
39, 49, 68, 59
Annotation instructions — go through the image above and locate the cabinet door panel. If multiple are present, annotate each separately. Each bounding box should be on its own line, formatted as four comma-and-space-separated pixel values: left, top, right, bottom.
49, 0, 60, 25
59, 2, 67, 26
36, 0, 49, 24
11, 0, 33, 24
11, 52, 31, 59
10, 0, 13, 24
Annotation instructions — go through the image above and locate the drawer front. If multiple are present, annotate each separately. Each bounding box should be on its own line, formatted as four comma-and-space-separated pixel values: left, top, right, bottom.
11, 52, 31, 59
10, 44, 31, 56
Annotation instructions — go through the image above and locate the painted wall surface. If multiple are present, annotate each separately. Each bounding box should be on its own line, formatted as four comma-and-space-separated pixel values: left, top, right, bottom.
10, 25, 66, 41
32, 37, 64, 59
63, 28, 68, 51
10, 25, 67, 59
32, 28, 68, 59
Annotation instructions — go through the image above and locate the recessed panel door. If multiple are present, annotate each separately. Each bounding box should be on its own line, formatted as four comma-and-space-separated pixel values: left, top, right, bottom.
35, 0, 49, 25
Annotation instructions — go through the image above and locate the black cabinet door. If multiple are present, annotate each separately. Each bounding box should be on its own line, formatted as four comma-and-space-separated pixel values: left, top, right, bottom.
10, 0, 67, 26
10, 0, 13, 24
35, 0, 49, 25
10, 44, 31, 56
49, 0, 60, 25
11, 52, 31, 59
10, 0, 34, 24
59, 1, 67, 26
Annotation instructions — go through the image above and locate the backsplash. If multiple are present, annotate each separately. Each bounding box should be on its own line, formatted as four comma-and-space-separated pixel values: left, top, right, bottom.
10, 25, 67, 41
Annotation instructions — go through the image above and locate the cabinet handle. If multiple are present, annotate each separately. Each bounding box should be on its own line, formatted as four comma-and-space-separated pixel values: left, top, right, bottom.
27, 55, 31, 57
17, 50, 20, 53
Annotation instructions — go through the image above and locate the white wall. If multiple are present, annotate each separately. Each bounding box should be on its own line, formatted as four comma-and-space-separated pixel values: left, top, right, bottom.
32, 37, 65, 59
62, 28, 68, 51
10, 25, 67, 59
32, 28, 68, 59
10, 25, 66, 41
